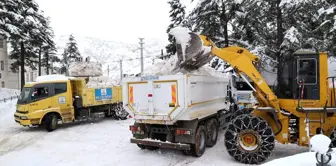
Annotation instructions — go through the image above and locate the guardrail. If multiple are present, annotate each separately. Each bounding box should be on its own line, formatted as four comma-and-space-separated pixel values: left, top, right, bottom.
0, 95, 18, 103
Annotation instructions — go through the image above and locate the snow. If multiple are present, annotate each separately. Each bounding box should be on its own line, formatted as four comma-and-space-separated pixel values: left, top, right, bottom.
234, 0, 243, 4
142, 56, 228, 78
309, 134, 332, 154
69, 61, 103, 77
35, 75, 73, 82
283, 26, 300, 44
261, 149, 336, 166
0, 88, 20, 99
168, 26, 191, 61
86, 76, 121, 88
0, 88, 333, 166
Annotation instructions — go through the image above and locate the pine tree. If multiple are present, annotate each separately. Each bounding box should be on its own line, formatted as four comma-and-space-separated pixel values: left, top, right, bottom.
1, 0, 57, 89
166, 0, 188, 57
189, 0, 245, 71
60, 34, 81, 75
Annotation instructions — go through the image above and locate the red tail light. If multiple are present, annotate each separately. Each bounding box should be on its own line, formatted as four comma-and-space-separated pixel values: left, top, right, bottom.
148, 94, 153, 97
130, 125, 139, 132
176, 129, 191, 135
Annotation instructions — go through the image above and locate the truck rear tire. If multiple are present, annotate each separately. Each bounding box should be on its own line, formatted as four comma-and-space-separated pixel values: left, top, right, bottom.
205, 118, 218, 147
190, 125, 206, 157
45, 113, 58, 132
224, 114, 274, 164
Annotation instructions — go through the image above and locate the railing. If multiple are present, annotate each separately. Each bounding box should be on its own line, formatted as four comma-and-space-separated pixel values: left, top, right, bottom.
0, 95, 18, 103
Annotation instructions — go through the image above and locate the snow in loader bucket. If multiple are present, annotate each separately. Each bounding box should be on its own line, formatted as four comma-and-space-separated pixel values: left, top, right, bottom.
95, 88, 112, 101
169, 26, 213, 71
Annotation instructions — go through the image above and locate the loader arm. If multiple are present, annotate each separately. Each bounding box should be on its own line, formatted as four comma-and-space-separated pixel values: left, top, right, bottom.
202, 35, 280, 111
180, 34, 281, 111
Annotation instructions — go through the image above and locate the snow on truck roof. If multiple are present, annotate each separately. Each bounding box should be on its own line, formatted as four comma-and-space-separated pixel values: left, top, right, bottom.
35, 75, 76, 83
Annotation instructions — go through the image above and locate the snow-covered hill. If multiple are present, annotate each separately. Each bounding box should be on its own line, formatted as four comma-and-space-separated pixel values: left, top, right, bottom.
55, 35, 167, 79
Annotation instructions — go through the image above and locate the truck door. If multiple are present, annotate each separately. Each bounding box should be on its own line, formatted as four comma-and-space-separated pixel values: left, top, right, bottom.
30, 83, 52, 117
51, 82, 73, 122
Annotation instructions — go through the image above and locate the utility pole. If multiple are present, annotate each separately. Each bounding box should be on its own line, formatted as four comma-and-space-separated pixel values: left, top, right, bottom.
107, 65, 110, 76
120, 60, 123, 80
139, 38, 144, 75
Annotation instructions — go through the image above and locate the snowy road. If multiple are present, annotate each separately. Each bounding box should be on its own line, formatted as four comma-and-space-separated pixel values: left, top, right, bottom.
0, 100, 309, 166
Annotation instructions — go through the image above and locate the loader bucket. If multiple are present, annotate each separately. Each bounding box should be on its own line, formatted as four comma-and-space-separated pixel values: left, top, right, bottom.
174, 32, 214, 70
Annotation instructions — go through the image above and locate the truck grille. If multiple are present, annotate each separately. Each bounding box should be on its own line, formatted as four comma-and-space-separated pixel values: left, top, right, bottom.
16, 110, 28, 114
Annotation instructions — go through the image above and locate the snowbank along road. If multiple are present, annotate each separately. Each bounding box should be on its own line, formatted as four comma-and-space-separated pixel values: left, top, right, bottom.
0, 97, 315, 166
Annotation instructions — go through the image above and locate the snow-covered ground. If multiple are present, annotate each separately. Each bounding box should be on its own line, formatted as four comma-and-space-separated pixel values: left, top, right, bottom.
1, 89, 331, 166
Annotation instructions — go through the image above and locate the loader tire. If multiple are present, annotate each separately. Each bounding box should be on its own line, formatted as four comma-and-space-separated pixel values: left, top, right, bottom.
233, 108, 252, 118
224, 114, 274, 164
190, 125, 206, 157
329, 129, 336, 148
45, 113, 58, 132
205, 118, 218, 147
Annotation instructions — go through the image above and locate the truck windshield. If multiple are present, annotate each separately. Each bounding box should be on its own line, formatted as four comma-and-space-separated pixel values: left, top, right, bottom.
17, 87, 31, 104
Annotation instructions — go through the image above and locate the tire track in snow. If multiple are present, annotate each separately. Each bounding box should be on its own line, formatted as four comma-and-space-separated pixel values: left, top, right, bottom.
0, 127, 46, 156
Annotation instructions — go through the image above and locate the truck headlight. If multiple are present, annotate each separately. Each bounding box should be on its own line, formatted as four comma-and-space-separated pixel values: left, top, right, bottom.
21, 116, 28, 120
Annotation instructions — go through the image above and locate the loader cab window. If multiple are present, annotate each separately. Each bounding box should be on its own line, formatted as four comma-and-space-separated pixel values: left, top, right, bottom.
297, 58, 317, 84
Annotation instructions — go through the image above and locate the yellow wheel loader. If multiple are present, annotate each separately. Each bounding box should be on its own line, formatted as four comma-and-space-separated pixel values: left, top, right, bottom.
171, 30, 336, 164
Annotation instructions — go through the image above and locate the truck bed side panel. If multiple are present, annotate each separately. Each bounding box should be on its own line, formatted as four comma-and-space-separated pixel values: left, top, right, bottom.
83, 86, 122, 107
173, 75, 230, 121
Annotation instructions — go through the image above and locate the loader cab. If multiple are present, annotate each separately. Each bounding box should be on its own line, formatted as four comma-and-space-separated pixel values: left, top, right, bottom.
276, 50, 327, 101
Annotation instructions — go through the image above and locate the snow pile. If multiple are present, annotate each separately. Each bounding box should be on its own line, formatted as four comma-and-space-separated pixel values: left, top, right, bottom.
261, 149, 336, 166
0, 88, 20, 99
142, 56, 227, 78
262, 135, 336, 166
69, 62, 103, 77
35, 75, 73, 82
86, 76, 121, 88
309, 134, 332, 154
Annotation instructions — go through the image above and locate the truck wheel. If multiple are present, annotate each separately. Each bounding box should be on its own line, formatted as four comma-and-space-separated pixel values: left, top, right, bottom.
116, 106, 129, 120
190, 125, 206, 157
224, 114, 274, 164
45, 113, 58, 132
205, 118, 218, 147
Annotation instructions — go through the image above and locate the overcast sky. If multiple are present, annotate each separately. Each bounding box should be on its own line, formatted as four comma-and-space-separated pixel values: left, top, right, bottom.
35, 0, 195, 46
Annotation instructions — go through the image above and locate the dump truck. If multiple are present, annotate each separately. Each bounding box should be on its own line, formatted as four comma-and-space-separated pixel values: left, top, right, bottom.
14, 75, 128, 132
168, 27, 336, 164
123, 74, 233, 156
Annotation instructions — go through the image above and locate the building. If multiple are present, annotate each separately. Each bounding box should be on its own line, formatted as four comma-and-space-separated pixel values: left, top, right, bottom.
0, 35, 51, 90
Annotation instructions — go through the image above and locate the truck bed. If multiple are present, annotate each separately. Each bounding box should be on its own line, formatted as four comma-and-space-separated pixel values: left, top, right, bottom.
122, 74, 230, 125
70, 79, 123, 107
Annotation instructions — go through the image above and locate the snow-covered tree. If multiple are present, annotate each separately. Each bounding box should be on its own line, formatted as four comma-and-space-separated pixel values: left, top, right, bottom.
189, 0, 245, 71
1, 0, 57, 88
166, 0, 188, 57
60, 34, 82, 75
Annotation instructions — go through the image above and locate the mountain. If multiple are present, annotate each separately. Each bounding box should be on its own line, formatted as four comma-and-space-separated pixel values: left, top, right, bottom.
54, 35, 167, 79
